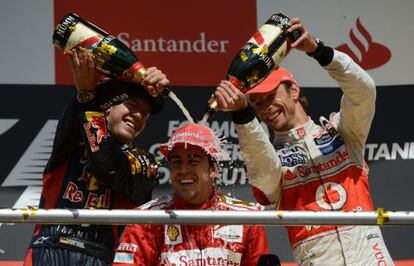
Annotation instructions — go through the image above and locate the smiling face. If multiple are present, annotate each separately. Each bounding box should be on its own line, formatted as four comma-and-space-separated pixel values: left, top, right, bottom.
169, 144, 216, 205
105, 97, 152, 144
250, 82, 303, 132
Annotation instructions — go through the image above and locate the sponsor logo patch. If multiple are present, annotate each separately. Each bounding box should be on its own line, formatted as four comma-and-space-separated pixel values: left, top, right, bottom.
165, 224, 182, 245
277, 145, 301, 155
297, 150, 350, 178
114, 252, 134, 264
315, 182, 347, 210
59, 237, 85, 249
213, 225, 243, 243
160, 248, 242, 266
279, 153, 307, 167
317, 135, 345, 155
367, 233, 379, 240
117, 243, 138, 252
314, 133, 334, 145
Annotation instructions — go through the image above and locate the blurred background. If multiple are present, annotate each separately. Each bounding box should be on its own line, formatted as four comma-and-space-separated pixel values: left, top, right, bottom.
0, 0, 413, 264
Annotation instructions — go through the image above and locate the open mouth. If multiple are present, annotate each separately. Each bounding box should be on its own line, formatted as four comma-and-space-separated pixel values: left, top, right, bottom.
179, 178, 196, 185
123, 118, 138, 136
125, 120, 136, 130
267, 110, 281, 123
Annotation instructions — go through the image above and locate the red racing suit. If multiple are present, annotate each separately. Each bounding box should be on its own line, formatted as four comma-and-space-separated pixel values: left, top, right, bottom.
113, 193, 269, 266
24, 96, 159, 266
233, 50, 394, 265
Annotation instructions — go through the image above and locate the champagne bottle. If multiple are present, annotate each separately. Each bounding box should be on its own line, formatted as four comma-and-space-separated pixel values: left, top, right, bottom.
202, 13, 300, 122
53, 13, 107, 57
52, 13, 169, 94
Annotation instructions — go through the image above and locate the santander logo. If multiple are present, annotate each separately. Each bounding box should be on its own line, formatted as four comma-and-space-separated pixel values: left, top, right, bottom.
335, 18, 391, 70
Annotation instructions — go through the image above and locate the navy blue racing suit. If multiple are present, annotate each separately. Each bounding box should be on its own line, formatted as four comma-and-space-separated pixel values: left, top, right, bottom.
24, 84, 160, 266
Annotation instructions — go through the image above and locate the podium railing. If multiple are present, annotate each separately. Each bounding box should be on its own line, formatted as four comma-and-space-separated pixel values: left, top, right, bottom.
0, 209, 413, 226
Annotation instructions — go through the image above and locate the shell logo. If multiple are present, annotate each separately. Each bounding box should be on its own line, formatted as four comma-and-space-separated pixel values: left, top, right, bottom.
167, 225, 180, 241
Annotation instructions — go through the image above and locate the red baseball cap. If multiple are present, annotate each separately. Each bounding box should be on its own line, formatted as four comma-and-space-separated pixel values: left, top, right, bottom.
245, 67, 297, 95
159, 123, 229, 168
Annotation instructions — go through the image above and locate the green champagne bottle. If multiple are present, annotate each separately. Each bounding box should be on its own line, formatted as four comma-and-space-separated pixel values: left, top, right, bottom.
53, 13, 197, 121
53, 13, 148, 84
202, 13, 300, 121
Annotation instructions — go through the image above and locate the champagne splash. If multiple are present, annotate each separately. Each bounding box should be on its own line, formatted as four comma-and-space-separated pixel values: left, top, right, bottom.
199, 113, 209, 125
165, 90, 194, 123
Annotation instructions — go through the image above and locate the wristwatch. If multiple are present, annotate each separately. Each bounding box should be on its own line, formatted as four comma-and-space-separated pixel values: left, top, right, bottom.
77, 90, 95, 103
306, 38, 325, 58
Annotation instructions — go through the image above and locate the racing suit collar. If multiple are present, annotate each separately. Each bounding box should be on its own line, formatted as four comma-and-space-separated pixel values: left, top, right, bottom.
273, 117, 315, 142
171, 191, 219, 210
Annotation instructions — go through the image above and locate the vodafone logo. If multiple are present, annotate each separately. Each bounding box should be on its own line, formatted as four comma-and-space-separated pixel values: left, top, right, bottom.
336, 18, 391, 70
315, 182, 347, 210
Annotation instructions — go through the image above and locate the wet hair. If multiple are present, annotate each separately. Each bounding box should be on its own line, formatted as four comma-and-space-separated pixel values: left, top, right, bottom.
283, 81, 309, 112
207, 155, 218, 169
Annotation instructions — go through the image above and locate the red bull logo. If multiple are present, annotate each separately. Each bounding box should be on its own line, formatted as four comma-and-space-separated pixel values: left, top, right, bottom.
91, 114, 108, 144
63, 181, 110, 208
83, 112, 109, 152
78, 169, 100, 191
83, 122, 99, 152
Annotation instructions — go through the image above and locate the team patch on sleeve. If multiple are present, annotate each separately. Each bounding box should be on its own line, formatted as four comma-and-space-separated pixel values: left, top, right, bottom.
117, 243, 138, 252
113, 252, 134, 264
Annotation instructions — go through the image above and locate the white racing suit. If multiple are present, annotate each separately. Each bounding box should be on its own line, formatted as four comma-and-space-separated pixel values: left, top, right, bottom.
235, 50, 394, 265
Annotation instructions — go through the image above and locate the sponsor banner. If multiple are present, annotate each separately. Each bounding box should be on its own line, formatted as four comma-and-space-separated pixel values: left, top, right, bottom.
54, 0, 257, 86
1, 0, 414, 87
0, 84, 414, 262
257, 0, 414, 87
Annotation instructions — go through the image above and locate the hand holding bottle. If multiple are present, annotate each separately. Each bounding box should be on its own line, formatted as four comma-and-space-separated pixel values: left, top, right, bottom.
53, 13, 171, 98
201, 12, 301, 122
141, 67, 170, 97
211, 80, 248, 112
287, 17, 318, 54
68, 47, 102, 92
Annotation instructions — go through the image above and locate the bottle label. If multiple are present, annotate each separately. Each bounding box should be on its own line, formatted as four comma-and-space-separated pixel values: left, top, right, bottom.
247, 24, 289, 67
93, 36, 118, 74
265, 13, 290, 30
225, 12, 295, 94
65, 23, 104, 51
122, 62, 145, 82
53, 14, 78, 50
